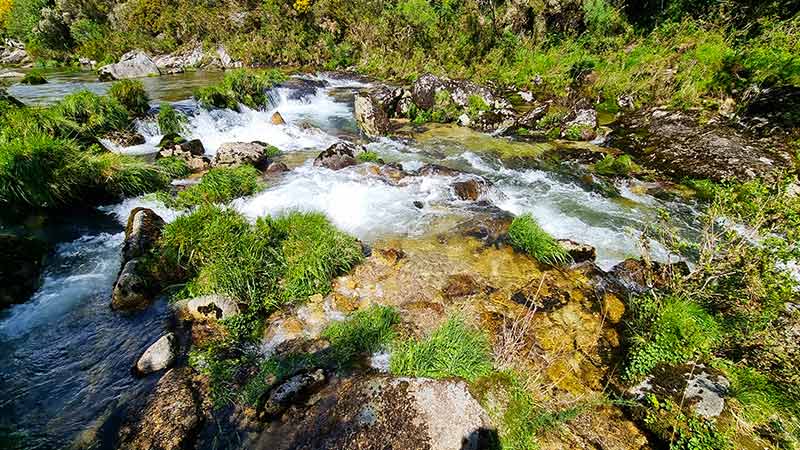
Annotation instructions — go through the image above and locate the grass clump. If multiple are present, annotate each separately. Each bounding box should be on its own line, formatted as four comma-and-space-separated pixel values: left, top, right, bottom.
195, 69, 287, 111
157, 102, 187, 136
356, 150, 380, 163
390, 315, 493, 382
54, 90, 130, 136
625, 294, 721, 380
594, 154, 640, 176
507, 214, 571, 266
321, 305, 399, 369
272, 212, 363, 302
20, 70, 46, 85
108, 80, 150, 116
155, 156, 191, 179
168, 165, 263, 209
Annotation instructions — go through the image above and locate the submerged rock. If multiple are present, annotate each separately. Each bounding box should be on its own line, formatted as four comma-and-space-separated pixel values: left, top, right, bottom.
136, 333, 177, 375
252, 375, 493, 450
453, 177, 490, 201
122, 208, 165, 262
104, 130, 146, 147
117, 368, 202, 450
313, 141, 364, 170
265, 161, 289, 175
214, 142, 270, 170
0, 234, 48, 309
609, 258, 689, 295
259, 369, 327, 419
98, 50, 160, 81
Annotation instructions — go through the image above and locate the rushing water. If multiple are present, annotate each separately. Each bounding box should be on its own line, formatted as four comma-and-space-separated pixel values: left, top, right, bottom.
0, 70, 702, 449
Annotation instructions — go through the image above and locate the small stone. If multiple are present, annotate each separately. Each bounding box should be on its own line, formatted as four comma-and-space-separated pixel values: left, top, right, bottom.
313, 141, 364, 170
260, 369, 327, 419
442, 273, 484, 299
557, 239, 596, 264
453, 178, 489, 201
271, 111, 286, 125
136, 333, 177, 375
265, 161, 289, 175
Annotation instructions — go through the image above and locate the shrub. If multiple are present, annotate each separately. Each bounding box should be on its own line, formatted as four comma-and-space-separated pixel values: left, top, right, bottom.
507, 214, 571, 266
625, 295, 721, 380
54, 90, 130, 136
272, 211, 363, 301
169, 165, 263, 209
109, 80, 150, 116
390, 315, 493, 381
195, 69, 286, 111
322, 305, 399, 369
157, 102, 187, 136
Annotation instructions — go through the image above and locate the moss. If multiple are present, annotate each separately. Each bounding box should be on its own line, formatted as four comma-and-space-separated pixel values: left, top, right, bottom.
356, 150, 380, 163
594, 154, 640, 176
507, 214, 571, 266
108, 80, 150, 116
20, 71, 46, 85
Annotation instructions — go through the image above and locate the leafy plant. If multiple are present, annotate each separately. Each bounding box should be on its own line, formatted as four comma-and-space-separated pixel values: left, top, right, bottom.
357, 150, 380, 163
195, 69, 286, 111
507, 214, 571, 266
109, 80, 150, 116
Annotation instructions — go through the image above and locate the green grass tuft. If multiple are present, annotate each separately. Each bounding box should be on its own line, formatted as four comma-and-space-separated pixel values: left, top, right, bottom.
20, 70, 47, 85
594, 154, 639, 176
322, 305, 399, 369
507, 214, 571, 266
108, 80, 150, 116
356, 150, 380, 163
195, 69, 287, 111
54, 90, 130, 136
157, 102, 187, 136
155, 156, 191, 179
390, 315, 493, 382
168, 165, 263, 209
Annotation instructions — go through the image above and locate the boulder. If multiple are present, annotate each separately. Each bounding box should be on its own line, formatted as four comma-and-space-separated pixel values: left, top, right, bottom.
609, 258, 689, 295
558, 239, 596, 264
98, 50, 160, 81
0, 70, 25, 79
213, 142, 269, 170
251, 375, 494, 450
516, 104, 549, 129
453, 177, 490, 201
313, 141, 364, 170
417, 164, 460, 177
158, 139, 208, 173
259, 369, 327, 419
270, 111, 286, 125
111, 259, 155, 311
0, 234, 48, 309
185, 294, 240, 321
0, 39, 31, 66
354, 92, 391, 138
116, 368, 202, 450
136, 333, 177, 375
104, 130, 146, 147
152, 45, 204, 70
565, 108, 598, 129
265, 161, 289, 175
122, 208, 166, 262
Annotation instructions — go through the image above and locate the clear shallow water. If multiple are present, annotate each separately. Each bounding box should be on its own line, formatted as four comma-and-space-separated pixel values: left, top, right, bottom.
0, 71, 701, 449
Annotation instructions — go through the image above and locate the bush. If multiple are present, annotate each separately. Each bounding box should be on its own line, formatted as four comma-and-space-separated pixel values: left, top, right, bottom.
54, 90, 130, 136
195, 69, 287, 111
321, 305, 399, 369
157, 102, 186, 136
169, 165, 263, 209
109, 80, 150, 116
507, 214, 571, 266
272, 211, 363, 301
390, 316, 493, 381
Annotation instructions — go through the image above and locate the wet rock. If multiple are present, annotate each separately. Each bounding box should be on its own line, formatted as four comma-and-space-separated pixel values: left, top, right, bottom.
454, 207, 514, 245
157, 133, 185, 149
259, 369, 327, 419
98, 50, 160, 81
122, 208, 165, 262
376, 248, 406, 266
117, 368, 202, 450
251, 375, 493, 450
354, 91, 391, 138
557, 239, 596, 264
313, 141, 364, 170
413, 200, 424, 209
0, 39, 31, 66
0, 234, 48, 309
111, 259, 155, 311
278, 77, 328, 100
516, 103, 549, 129
265, 161, 289, 175
566, 108, 598, 129
417, 163, 460, 177
214, 142, 270, 170
609, 258, 689, 295
185, 294, 240, 321
453, 177, 490, 201
0, 70, 25, 79
104, 130, 146, 147
0, 88, 24, 107
271, 111, 286, 125
442, 273, 486, 299
739, 85, 800, 131
158, 138, 206, 171
629, 364, 730, 440
136, 333, 177, 375
611, 108, 793, 181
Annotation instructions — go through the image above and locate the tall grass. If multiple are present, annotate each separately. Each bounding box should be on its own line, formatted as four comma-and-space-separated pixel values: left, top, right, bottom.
168, 165, 263, 209
157, 102, 187, 136
195, 69, 286, 111
507, 214, 571, 266
322, 305, 399, 369
390, 315, 494, 381
108, 80, 150, 116
54, 90, 130, 136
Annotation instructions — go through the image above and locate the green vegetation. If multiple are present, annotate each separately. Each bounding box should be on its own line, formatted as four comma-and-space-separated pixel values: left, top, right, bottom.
54, 90, 130, 137
594, 154, 640, 177
390, 315, 493, 382
195, 69, 286, 111
108, 80, 150, 116
154, 156, 191, 179
264, 144, 281, 158
507, 214, 571, 266
157, 102, 186, 136
166, 165, 263, 209
356, 150, 380, 163
19, 70, 45, 85
321, 305, 399, 370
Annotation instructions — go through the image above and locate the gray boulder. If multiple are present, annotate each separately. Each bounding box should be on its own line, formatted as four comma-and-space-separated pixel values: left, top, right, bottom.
111, 259, 153, 311
354, 92, 390, 138
136, 333, 177, 375
260, 369, 327, 418
98, 51, 160, 81
251, 375, 493, 450
313, 141, 364, 170
122, 208, 165, 262
213, 142, 270, 169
